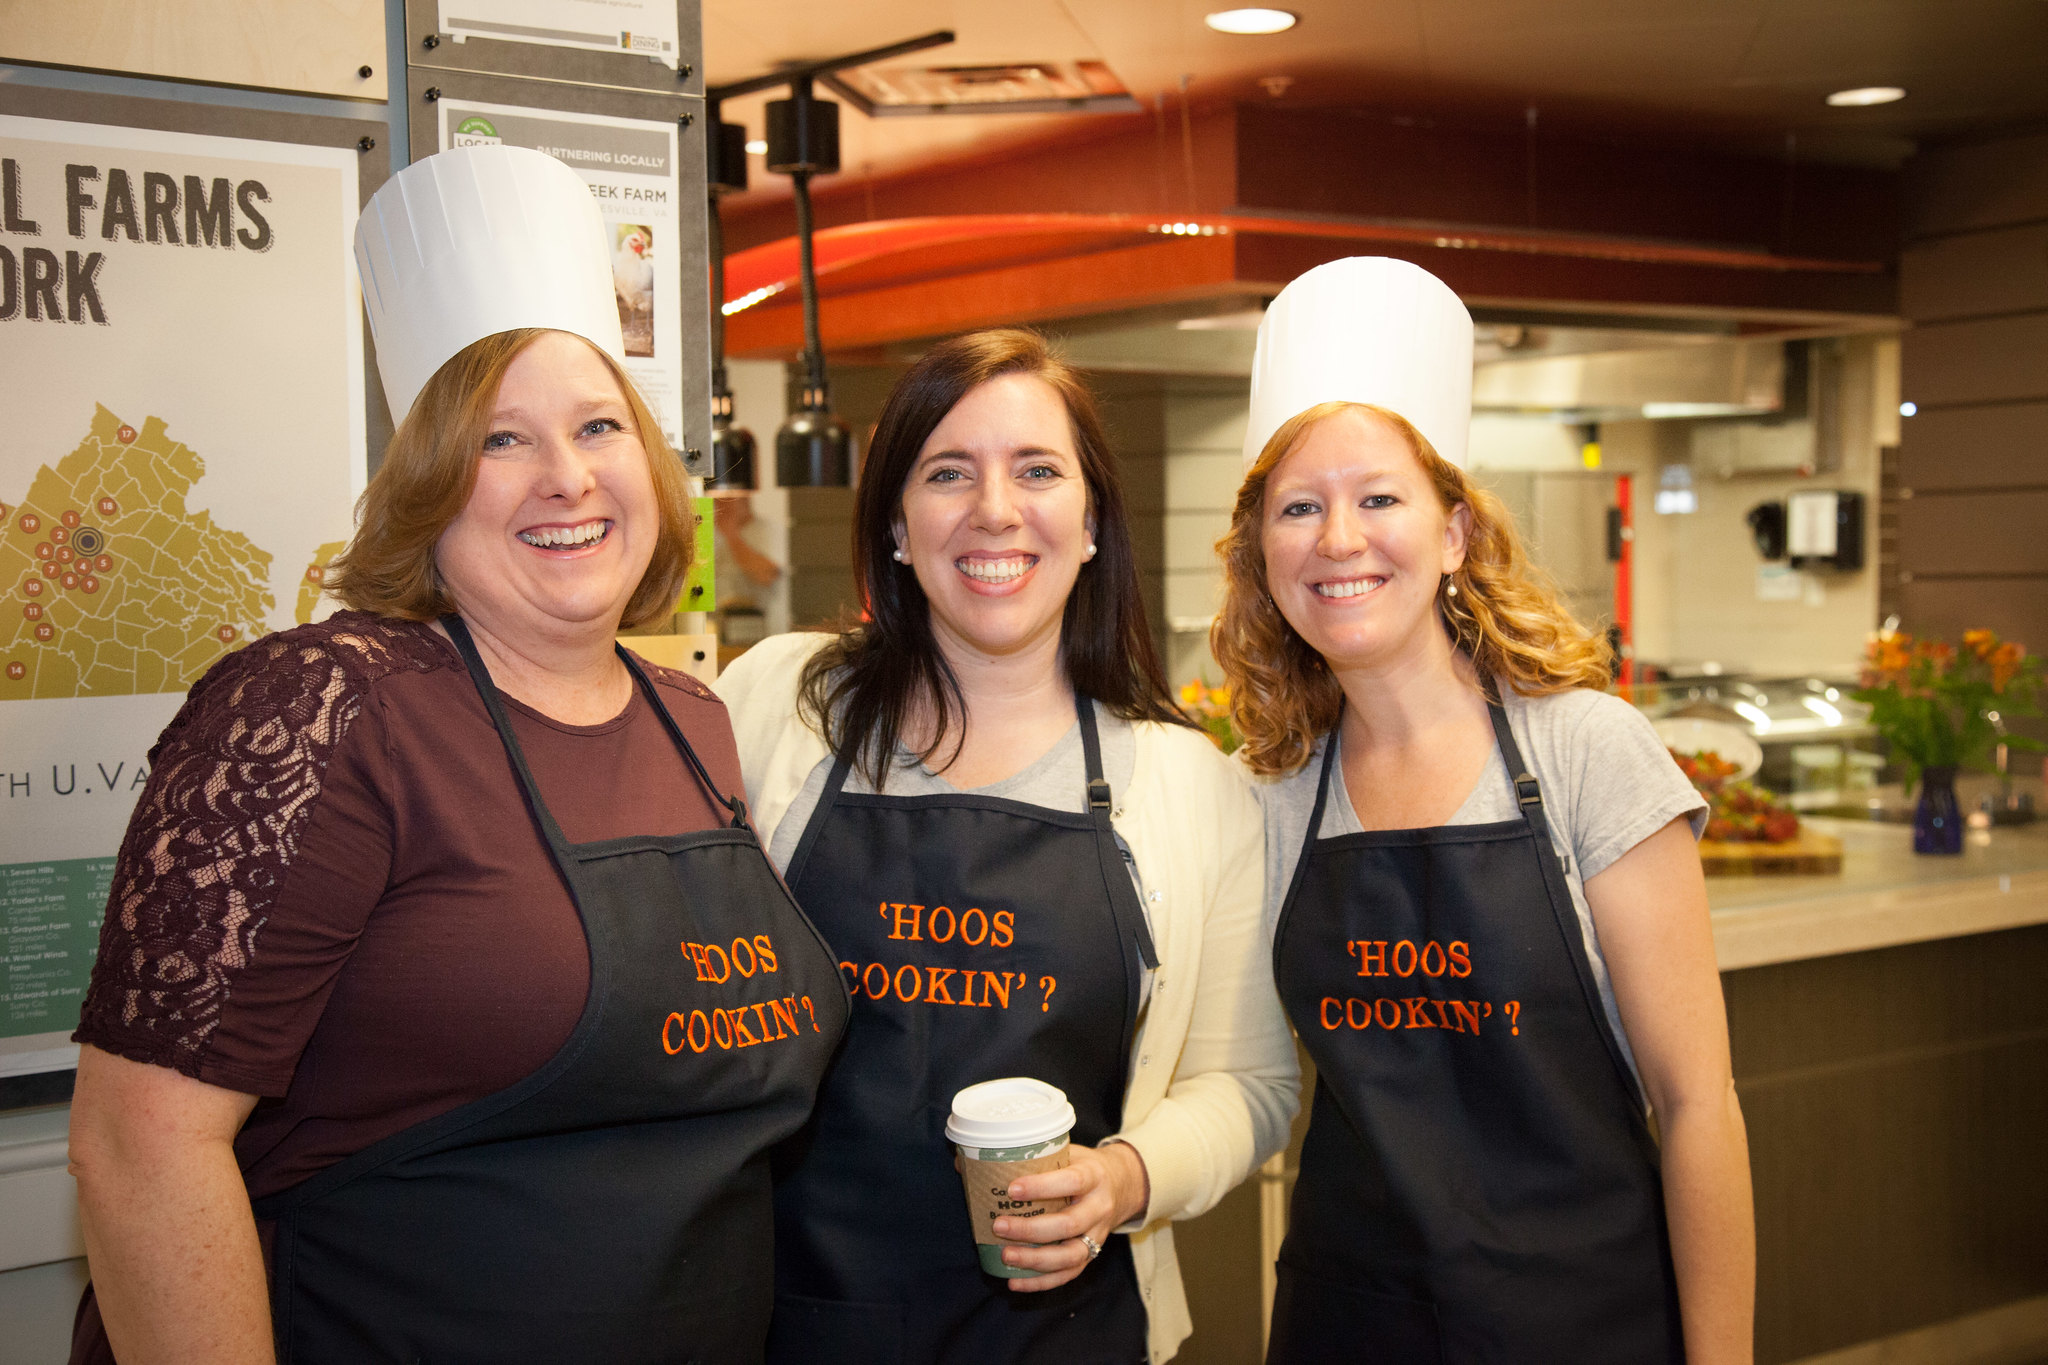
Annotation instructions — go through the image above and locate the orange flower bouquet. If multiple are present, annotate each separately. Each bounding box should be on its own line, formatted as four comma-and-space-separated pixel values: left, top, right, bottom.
1179, 680, 1241, 754
1852, 628, 2042, 787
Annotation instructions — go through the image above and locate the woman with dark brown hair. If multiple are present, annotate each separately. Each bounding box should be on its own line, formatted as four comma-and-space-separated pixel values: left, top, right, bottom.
716, 328, 1296, 1365
64, 146, 847, 1365
1215, 259, 1753, 1365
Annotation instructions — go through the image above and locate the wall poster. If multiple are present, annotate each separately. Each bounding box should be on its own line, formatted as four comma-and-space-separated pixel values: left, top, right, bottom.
437, 0, 682, 66
0, 114, 366, 1078
440, 98, 685, 451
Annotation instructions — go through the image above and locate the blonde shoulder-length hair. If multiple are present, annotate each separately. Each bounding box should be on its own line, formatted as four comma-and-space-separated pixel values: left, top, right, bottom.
1212, 401, 1612, 777
325, 328, 696, 629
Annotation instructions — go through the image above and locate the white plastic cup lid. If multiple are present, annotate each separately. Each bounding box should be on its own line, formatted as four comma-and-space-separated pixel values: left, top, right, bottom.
945, 1078, 1076, 1149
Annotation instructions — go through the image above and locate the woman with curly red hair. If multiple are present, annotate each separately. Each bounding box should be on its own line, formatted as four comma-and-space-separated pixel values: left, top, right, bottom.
1213, 259, 1754, 1365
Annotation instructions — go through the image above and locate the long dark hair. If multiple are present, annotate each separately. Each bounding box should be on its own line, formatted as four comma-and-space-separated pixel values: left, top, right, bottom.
799, 328, 1190, 784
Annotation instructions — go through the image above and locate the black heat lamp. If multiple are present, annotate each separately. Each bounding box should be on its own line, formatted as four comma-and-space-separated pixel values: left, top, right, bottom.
703, 111, 757, 494
767, 78, 853, 488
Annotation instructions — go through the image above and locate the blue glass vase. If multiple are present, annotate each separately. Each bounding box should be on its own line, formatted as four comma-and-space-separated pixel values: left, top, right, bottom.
1913, 766, 1964, 855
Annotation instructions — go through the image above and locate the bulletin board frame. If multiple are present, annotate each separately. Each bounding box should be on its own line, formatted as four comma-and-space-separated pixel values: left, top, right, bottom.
0, 84, 398, 454
0, 0, 388, 103
407, 68, 712, 474
0, 85, 390, 1110
405, 0, 704, 97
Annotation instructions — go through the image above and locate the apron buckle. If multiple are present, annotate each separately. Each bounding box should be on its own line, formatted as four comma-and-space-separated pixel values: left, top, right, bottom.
1087, 777, 1113, 811
1514, 773, 1542, 806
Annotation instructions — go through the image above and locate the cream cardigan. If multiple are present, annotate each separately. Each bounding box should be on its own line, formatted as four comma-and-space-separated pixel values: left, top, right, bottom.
714, 632, 1299, 1364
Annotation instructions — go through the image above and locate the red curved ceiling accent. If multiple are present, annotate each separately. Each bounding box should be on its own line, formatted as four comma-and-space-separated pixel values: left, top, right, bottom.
719, 211, 1884, 313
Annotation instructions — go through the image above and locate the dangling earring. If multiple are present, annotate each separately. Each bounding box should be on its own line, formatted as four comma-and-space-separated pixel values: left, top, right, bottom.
1445, 580, 1458, 597
892, 547, 906, 563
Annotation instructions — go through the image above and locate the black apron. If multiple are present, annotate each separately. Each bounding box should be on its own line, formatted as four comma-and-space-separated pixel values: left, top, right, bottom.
249, 617, 850, 1365
1267, 705, 1683, 1365
766, 697, 1156, 1365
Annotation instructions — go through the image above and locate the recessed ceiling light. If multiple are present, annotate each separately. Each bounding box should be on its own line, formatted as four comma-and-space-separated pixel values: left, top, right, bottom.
1205, 9, 1299, 35
745, 139, 768, 155
1826, 86, 1905, 107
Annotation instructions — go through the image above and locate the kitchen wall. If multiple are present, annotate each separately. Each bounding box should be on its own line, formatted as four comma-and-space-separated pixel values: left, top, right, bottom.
1161, 384, 1249, 686
721, 358, 793, 638
1896, 129, 2048, 685
1624, 334, 1891, 679
1085, 374, 1248, 689
1135, 335, 1893, 692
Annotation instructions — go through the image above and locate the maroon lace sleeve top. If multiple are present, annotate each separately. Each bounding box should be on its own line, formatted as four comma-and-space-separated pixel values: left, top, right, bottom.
73, 611, 745, 1199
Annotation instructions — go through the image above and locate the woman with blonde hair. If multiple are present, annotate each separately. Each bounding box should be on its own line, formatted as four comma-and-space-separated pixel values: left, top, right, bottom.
1213, 259, 1753, 1364
65, 146, 846, 1364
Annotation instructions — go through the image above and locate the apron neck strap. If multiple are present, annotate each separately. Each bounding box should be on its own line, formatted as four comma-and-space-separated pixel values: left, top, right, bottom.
1077, 691, 1111, 811
442, 616, 750, 842
1075, 693, 1158, 972
617, 646, 754, 830
1281, 721, 1344, 914
1285, 695, 1532, 885
1485, 700, 1543, 811
443, 615, 575, 858
786, 746, 856, 887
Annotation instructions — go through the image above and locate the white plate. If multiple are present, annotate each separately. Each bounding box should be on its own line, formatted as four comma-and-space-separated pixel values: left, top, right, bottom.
1651, 718, 1763, 781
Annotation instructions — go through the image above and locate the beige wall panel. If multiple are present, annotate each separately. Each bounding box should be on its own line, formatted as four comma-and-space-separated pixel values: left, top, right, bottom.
0, 1, 386, 100
1905, 130, 2048, 239
787, 575, 856, 632
785, 520, 851, 571
784, 486, 856, 630
1898, 400, 2048, 492
1900, 223, 2048, 322
1897, 576, 2048, 648
1897, 490, 2048, 575
784, 489, 853, 569
1171, 1180, 1266, 1365
1901, 313, 2048, 407
1091, 373, 1169, 459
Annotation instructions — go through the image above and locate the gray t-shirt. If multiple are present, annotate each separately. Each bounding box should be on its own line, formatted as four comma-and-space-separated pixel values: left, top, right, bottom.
1254, 686, 1706, 1084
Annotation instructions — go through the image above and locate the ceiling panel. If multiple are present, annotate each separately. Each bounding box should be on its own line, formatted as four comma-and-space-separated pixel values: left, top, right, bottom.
1421, 17, 1763, 92
704, 0, 2048, 200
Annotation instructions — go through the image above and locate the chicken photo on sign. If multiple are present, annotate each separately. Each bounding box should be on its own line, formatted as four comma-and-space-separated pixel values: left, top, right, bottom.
613, 222, 654, 357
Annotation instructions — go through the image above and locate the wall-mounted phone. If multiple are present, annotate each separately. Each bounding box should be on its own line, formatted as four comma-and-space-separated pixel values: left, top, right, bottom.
1746, 501, 1787, 559
1786, 489, 1865, 571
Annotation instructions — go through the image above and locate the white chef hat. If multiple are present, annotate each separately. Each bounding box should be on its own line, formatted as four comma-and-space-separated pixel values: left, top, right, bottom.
1242, 257, 1474, 470
355, 144, 625, 423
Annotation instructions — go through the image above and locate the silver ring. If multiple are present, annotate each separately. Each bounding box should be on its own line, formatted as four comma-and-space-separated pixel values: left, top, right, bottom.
1079, 1233, 1102, 1261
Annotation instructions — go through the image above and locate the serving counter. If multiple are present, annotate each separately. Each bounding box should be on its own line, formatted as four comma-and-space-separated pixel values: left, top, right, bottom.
1710, 814, 2048, 969
1709, 816, 2048, 1364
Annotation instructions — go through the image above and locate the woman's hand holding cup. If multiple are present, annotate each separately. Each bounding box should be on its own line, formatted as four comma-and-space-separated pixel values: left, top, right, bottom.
994, 1139, 1151, 1292
948, 1078, 1151, 1292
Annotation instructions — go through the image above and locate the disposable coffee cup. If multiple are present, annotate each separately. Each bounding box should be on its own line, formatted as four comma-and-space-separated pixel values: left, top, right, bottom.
947, 1078, 1077, 1278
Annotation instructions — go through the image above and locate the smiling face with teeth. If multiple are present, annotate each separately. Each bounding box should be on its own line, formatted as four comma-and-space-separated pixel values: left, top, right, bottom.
1262, 406, 1470, 678
435, 331, 658, 652
893, 372, 1095, 668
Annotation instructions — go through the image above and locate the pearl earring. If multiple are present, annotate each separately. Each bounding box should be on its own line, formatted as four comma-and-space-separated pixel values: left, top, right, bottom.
1445, 580, 1459, 597
892, 548, 906, 563
1085, 542, 1097, 559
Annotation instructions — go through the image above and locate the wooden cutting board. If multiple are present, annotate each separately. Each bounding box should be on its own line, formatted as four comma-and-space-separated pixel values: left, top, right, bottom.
1698, 832, 1844, 876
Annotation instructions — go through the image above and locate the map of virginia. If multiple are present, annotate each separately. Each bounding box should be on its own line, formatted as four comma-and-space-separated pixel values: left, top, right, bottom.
1, 405, 273, 699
